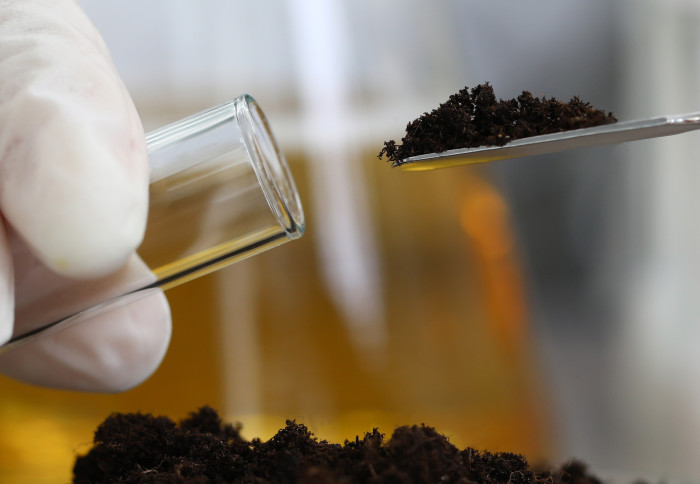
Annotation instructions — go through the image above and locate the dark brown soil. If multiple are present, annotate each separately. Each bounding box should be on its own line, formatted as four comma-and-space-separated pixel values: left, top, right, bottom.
378, 83, 617, 165
73, 406, 605, 483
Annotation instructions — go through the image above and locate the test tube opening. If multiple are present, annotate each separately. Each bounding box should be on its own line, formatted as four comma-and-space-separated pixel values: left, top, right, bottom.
236, 95, 306, 240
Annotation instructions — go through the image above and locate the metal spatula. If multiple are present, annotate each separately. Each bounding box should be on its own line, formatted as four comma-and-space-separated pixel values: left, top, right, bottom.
395, 112, 700, 171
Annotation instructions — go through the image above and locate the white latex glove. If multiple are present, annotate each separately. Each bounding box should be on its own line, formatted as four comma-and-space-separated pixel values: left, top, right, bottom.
0, 0, 172, 392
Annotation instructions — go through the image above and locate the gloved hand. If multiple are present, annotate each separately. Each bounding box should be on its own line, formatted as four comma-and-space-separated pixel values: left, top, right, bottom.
0, 0, 172, 392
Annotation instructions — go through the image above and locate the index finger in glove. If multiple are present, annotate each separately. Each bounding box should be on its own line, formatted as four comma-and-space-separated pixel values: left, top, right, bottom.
0, 0, 149, 279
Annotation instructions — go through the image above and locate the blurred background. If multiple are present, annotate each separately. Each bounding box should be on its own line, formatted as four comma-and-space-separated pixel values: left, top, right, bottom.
2, 0, 700, 481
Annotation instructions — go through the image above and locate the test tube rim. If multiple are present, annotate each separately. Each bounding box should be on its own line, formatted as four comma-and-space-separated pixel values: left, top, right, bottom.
235, 94, 306, 240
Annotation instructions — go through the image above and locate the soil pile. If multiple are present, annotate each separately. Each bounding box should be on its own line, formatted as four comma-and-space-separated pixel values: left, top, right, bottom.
74, 406, 605, 483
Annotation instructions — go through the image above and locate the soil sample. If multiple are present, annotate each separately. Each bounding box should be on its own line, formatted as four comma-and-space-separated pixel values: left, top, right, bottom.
378, 83, 617, 165
73, 406, 607, 483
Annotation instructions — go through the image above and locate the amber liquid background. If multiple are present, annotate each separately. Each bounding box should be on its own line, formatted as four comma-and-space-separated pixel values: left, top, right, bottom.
0, 152, 554, 483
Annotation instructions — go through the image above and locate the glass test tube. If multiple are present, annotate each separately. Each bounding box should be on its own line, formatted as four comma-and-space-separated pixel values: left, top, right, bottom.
5, 94, 305, 351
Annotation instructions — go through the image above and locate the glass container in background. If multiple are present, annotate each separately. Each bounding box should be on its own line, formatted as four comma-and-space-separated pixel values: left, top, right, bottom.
0, 145, 553, 484
215, 150, 554, 459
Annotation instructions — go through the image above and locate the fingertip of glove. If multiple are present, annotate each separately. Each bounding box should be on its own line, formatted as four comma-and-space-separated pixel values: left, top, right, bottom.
0, 289, 171, 392
102, 290, 173, 392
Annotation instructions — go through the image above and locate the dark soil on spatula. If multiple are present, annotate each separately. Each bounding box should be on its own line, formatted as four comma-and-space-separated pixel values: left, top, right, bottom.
378, 83, 617, 165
